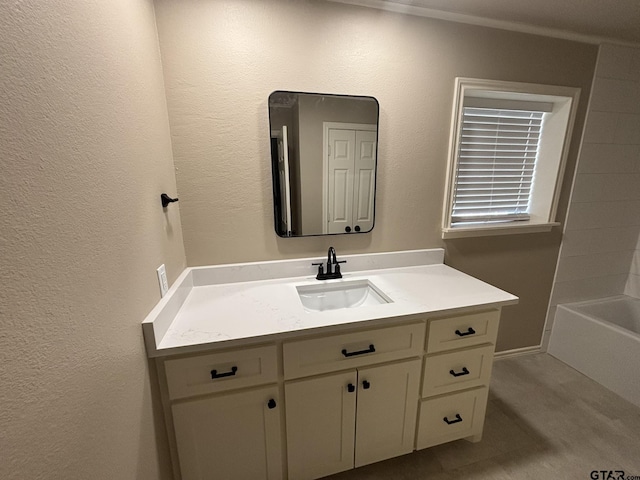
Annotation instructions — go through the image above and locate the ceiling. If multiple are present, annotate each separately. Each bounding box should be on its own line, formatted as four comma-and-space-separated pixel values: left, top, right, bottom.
329, 0, 640, 45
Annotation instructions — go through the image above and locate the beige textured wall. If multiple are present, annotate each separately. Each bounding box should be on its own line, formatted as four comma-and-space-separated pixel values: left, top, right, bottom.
0, 1, 185, 479
155, 0, 596, 351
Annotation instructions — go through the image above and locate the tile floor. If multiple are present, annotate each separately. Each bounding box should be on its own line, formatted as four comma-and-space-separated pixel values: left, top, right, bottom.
324, 353, 640, 479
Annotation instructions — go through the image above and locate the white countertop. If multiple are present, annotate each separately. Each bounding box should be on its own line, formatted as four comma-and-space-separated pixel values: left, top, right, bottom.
142, 249, 518, 358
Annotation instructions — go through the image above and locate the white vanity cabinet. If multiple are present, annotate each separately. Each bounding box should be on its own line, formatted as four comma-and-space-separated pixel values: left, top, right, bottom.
283, 322, 425, 479
144, 251, 518, 480
161, 345, 283, 480
285, 359, 421, 479
416, 309, 500, 449
156, 310, 503, 480
172, 386, 283, 480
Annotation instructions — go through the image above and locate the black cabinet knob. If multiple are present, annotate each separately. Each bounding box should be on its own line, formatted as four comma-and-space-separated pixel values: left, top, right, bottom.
355, 225, 361, 232
362, 380, 371, 390
347, 383, 355, 393
345, 226, 351, 233
267, 399, 277, 409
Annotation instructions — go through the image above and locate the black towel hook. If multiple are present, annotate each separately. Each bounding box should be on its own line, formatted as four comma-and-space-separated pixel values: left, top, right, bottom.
161, 193, 179, 208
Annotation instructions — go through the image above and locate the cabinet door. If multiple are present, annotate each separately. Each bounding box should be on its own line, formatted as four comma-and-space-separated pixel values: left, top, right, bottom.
355, 359, 421, 468
172, 386, 282, 480
285, 371, 357, 479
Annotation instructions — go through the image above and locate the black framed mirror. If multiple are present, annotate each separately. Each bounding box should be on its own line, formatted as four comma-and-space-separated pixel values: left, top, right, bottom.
269, 91, 379, 237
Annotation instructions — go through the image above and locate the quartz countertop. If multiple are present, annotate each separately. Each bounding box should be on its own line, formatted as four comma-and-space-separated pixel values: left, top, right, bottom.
142, 249, 518, 358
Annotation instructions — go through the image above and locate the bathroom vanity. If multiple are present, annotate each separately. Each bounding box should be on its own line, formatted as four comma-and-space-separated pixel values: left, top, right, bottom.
143, 249, 517, 480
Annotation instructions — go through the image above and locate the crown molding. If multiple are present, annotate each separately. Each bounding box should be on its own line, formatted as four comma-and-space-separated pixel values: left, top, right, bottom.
327, 0, 640, 47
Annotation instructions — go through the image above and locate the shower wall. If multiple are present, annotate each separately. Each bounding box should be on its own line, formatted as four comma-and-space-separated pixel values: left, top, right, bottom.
544, 44, 640, 348
627, 235, 640, 297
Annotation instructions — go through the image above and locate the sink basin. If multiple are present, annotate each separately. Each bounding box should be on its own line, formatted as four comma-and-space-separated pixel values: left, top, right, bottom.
296, 280, 392, 312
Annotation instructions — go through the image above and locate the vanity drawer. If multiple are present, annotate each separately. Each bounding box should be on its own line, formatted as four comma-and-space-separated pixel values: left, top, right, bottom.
421, 345, 494, 398
426, 309, 499, 353
164, 345, 278, 400
283, 323, 426, 380
416, 387, 489, 450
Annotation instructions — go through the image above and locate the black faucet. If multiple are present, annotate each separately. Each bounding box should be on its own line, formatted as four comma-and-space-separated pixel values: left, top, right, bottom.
327, 246, 337, 271
312, 246, 346, 280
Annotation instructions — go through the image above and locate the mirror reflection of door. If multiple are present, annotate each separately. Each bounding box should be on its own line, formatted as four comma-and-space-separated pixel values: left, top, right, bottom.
278, 125, 291, 237
324, 123, 377, 234
273, 126, 292, 236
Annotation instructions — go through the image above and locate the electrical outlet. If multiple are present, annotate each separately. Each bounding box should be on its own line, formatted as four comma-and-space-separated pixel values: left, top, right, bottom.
157, 264, 169, 297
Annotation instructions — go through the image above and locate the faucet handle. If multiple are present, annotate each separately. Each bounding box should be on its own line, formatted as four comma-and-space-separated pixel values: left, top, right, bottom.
334, 260, 346, 277
312, 262, 326, 280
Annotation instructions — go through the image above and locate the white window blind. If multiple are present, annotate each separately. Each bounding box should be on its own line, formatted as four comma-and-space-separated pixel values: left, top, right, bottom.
451, 106, 545, 226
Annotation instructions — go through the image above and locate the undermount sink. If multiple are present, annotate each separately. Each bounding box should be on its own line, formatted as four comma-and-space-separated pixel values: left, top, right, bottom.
296, 280, 393, 312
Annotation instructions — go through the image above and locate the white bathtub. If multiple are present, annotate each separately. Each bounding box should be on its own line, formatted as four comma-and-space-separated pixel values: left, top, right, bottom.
548, 295, 640, 408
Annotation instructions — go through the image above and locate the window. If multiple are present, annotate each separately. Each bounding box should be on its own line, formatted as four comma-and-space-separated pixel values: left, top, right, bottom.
442, 78, 581, 238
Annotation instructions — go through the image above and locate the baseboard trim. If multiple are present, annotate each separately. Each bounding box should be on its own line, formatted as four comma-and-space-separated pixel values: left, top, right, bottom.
494, 345, 541, 359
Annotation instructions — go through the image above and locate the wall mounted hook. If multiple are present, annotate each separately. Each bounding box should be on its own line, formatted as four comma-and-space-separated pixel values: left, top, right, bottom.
161, 193, 179, 208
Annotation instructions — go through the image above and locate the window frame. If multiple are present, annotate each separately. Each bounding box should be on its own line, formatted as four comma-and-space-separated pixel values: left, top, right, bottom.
442, 78, 581, 239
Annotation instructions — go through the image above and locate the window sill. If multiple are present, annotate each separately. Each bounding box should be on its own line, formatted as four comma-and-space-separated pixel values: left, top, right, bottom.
442, 222, 561, 239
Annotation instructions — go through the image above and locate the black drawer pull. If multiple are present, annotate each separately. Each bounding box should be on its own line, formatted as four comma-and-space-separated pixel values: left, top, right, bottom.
347, 383, 355, 393
455, 327, 476, 337
362, 380, 371, 390
342, 344, 375, 357
211, 366, 238, 379
443, 414, 463, 425
449, 367, 470, 377
267, 399, 276, 409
